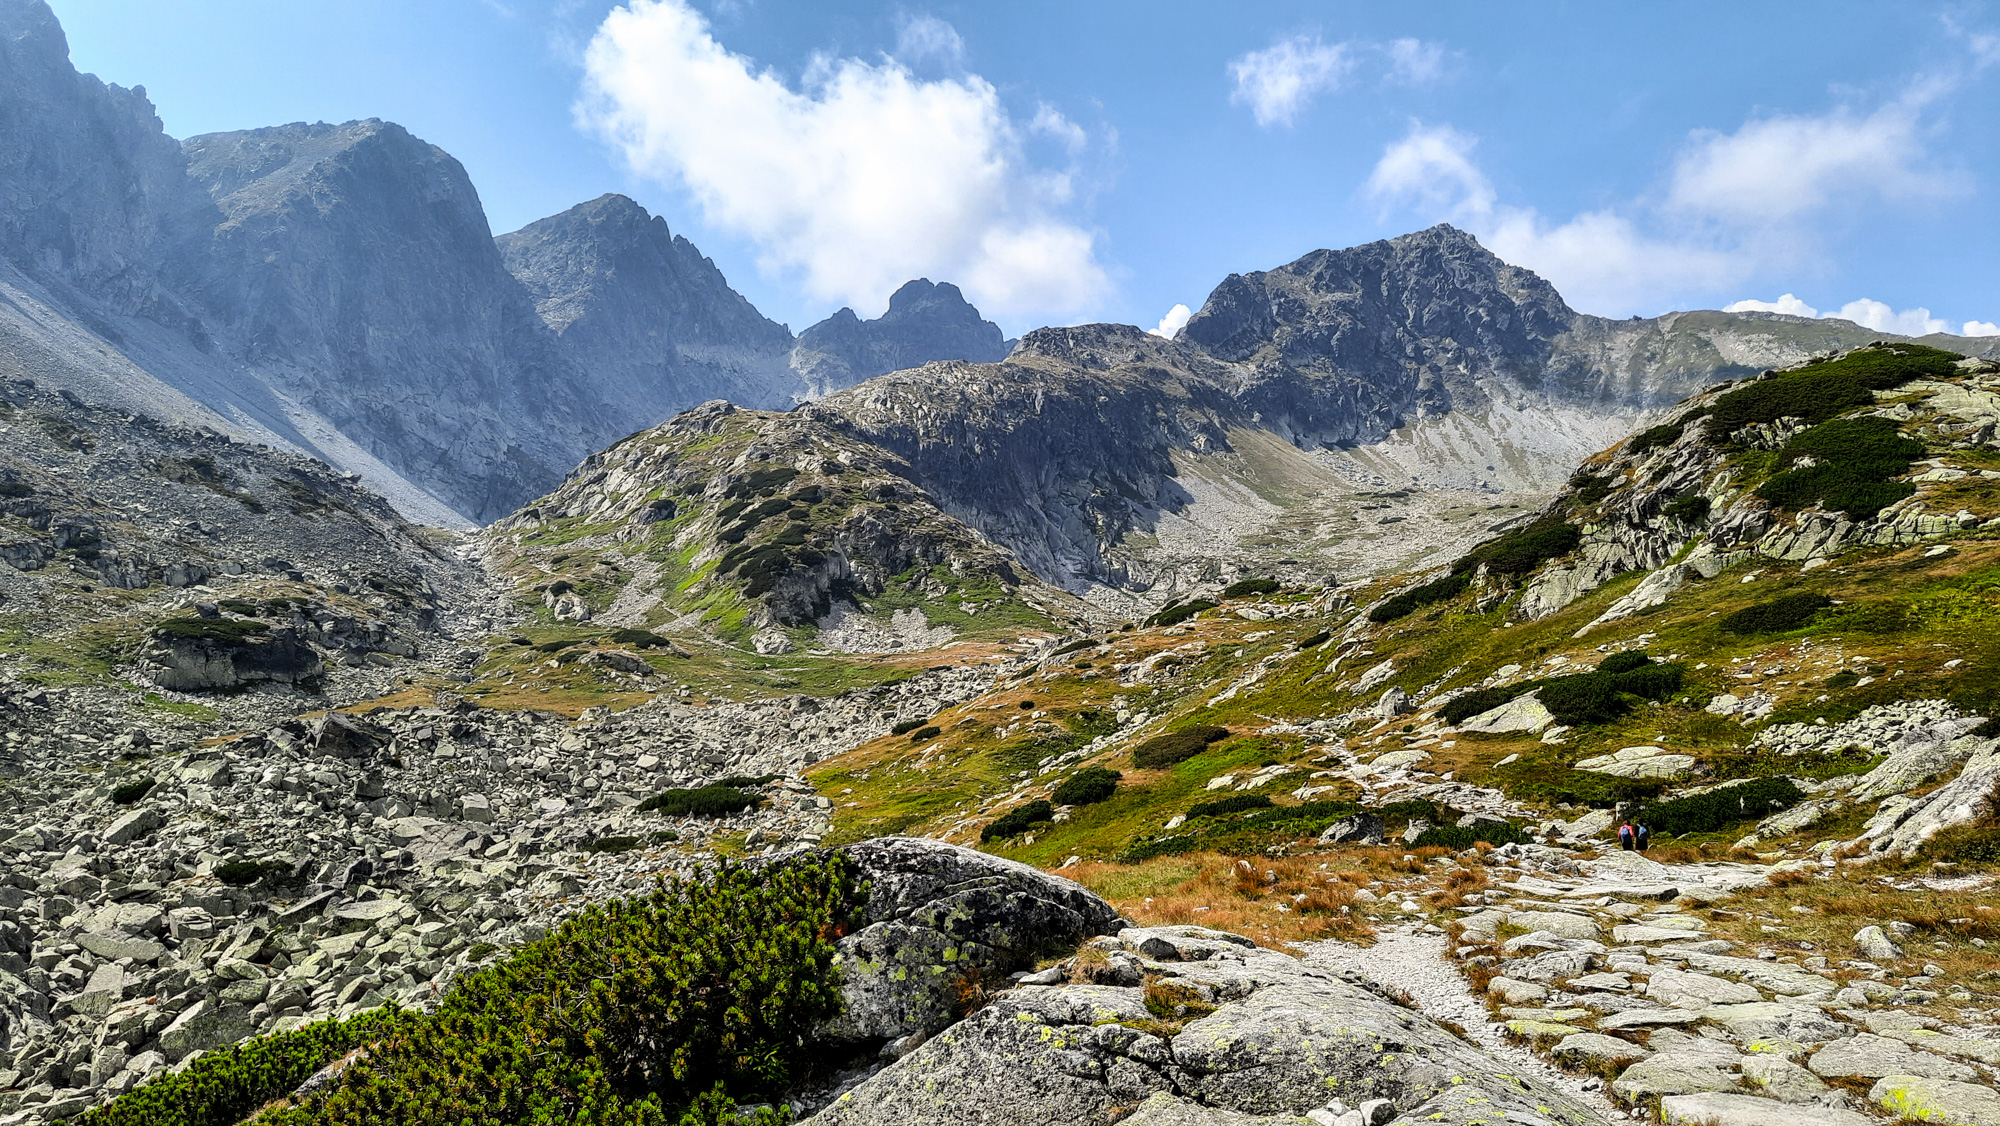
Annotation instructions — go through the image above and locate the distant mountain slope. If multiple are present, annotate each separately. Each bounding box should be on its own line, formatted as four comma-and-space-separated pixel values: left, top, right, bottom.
497, 193, 798, 418
791, 279, 1012, 398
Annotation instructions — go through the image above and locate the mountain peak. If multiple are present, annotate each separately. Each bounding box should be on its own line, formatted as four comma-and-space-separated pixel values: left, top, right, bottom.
792, 278, 1009, 396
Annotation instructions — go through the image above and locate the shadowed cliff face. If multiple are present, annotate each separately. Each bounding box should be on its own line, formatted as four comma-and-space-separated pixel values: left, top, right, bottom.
497, 194, 799, 423
791, 279, 1012, 398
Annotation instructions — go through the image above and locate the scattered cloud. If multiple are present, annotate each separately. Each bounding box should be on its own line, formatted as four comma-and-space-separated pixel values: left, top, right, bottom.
894, 12, 963, 67
1363, 56, 1978, 316
1149, 303, 1192, 339
1228, 35, 1351, 128
1384, 38, 1448, 85
1364, 124, 1743, 311
1725, 293, 1985, 336
1228, 35, 1452, 127
1722, 293, 1821, 318
576, 0, 1106, 321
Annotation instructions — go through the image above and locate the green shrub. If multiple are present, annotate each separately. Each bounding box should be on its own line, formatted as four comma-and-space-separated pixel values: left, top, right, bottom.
1568, 474, 1615, 505
1627, 420, 1687, 453
110, 778, 155, 805
1052, 767, 1121, 806
890, 719, 927, 735
1296, 630, 1331, 649
607, 628, 675, 650
1754, 416, 1926, 519
466, 942, 499, 962
651, 830, 681, 844
1221, 578, 1281, 599
1662, 494, 1711, 522
1453, 517, 1582, 578
217, 598, 261, 617
1146, 599, 1218, 628
1051, 639, 1096, 656
153, 617, 271, 644
1823, 669, 1860, 690
1185, 794, 1274, 819
587, 836, 641, 854
1370, 571, 1471, 623
1642, 777, 1805, 837
1597, 650, 1654, 675
1377, 798, 1442, 825
1132, 725, 1230, 769
636, 786, 761, 817
1412, 820, 1531, 850
1718, 592, 1833, 635
1705, 344, 1961, 440
725, 465, 800, 498
1440, 685, 1523, 725
716, 774, 781, 789
907, 725, 941, 742
982, 800, 1055, 841
77, 1009, 406, 1126
253, 858, 858, 1126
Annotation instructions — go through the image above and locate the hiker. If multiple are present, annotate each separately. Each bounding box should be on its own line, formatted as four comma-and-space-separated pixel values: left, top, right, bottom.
1636, 822, 1651, 851
1618, 821, 1635, 850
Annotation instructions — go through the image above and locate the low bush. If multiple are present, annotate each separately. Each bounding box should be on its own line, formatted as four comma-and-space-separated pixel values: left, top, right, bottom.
1626, 420, 1687, 453
1132, 725, 1231, 769
1568, 474, 1615, 505
1052, 767, 1121, 806
1642, 777, 1805, 838
1453, 517, 1582, 578
1146, 599, 1217, 628
1221, 577, 1281, 599
587, 836, 641, 854
890, 719, 927, 735
252, 857, 860, 1126
1051, 638, 1097, 656
1705, 344, 1961, 440
1718, 592, 1832, 635
606, 628, 675, 650
76, 1009, 406, 1126
1412, 821, 1530, 850
907, 725, 941, 742
1442, 660, 1683, 728
1296, 630, 1331, 649
981, 800, 1055, 841
1440, 686, 1523, 725
110, 778, 155, 805
1754, 416, 1926, 520
1369, 572, 1471, 623
1597, 650, 1654, 675
636, 785, 761, 817
717, 773, 781, 789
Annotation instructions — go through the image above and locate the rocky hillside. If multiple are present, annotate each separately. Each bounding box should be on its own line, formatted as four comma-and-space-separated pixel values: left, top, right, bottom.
790, 279, 1012, 398
480, 399, 1086, 658
0, 370, 490, 734
497, 193, 800, 421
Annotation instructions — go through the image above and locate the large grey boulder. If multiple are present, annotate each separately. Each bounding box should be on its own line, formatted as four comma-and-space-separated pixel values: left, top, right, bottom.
802, 923, 1603, 1126
1659, 1092, 1871, 1126
1871, 1074, 2000, 1125
136, 622, 323, 692
1864, 741, 2000, 856
823, 836, 1124, 1045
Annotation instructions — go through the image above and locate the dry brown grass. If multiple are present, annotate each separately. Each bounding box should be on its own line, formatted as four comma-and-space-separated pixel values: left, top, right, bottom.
1766, 867, 1813, 888
1064, 851, 1382, 947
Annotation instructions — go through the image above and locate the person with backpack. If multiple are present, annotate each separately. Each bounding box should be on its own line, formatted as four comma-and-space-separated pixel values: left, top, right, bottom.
1636, 822, 1651, 851
1618, 821, 1635, 851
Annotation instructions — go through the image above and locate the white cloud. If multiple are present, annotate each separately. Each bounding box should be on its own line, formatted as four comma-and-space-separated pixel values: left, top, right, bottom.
576, 0, 1106, 321
1149, 303, 1192, 339
1666, 99, 1960, 230
1725, 293, 1990, 336
1384, 38, 1448, 85
1228, 35, 1352, 128
1829, 298, 1947, 336
1724, 293, 1821, 317
894, 13, 963, 67
1364, 124, 1743, 311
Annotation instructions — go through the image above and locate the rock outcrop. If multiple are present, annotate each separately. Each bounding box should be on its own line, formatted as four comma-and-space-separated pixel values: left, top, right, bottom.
805, 922, 1603, 1126
791, 279, 1011, 398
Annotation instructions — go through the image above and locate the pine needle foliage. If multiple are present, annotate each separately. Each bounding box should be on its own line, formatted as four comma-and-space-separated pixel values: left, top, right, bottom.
264, 856, 862, 1126
1704, 343, 1961, 440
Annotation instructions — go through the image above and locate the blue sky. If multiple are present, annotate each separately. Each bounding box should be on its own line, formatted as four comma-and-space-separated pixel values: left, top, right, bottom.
51, 0, 2000, 338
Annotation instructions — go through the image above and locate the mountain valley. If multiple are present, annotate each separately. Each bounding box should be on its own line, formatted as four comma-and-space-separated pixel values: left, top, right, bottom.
9, 1, 2000, 1123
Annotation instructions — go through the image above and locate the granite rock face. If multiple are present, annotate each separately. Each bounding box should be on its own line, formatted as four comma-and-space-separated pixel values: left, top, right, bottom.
497, 193, 799, 421
791, 279, 1011, 398
825, 837, 1125, 1044
803, 923, 1604, 1126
